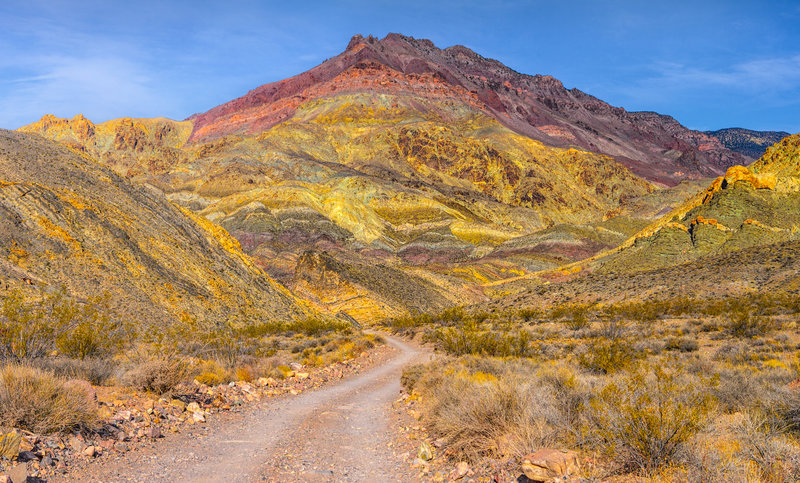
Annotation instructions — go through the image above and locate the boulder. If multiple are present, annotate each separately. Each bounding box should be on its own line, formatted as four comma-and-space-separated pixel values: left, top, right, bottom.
521, 449, 580, 482
0, 432, 21, 460
723, 165, 777, 190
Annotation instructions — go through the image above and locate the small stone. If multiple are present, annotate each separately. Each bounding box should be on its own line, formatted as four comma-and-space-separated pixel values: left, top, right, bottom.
116, 430, 127, 442
296, 372, 309, 380
186, 402, 201, 413
7, 464, 27, 483
192, 412, 205, 423
521, 449, 580, 482
114, 442, 129, 452
100, 439, 115, 449
17, 451, 37, 462
452, 461, 471, 479
145, 426, 162, 439
67, 435, 84, 453
41, 456, 54, 467
417, 441, 434, 461
170, 399, 186, 412
83, 446, 96, 458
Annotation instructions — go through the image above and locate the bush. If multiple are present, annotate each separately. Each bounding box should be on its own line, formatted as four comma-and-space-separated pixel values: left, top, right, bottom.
122, 358, 187, 395
664, 337, 699, 352
589, 364, 715, 473
33, 357, 115, 385
0, 364, 98, 434
578, 339, 640, 374
431, 327, 532, 357
409, 358, 590, 462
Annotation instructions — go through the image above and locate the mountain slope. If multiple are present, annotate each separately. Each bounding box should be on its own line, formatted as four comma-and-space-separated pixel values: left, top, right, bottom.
187, 33, 748, 185
0, 130, 309, 326
706, 127, 791, 159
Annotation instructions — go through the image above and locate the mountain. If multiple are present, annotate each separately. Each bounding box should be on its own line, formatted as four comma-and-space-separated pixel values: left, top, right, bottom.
187, 33, 748, 186
19, 33, 755, 321
0, 130, 310, 326
705, 127, 791, 159
484, 133, 800, 307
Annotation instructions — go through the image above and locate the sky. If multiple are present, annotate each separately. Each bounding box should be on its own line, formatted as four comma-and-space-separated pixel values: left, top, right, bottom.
1, 0, 798, 133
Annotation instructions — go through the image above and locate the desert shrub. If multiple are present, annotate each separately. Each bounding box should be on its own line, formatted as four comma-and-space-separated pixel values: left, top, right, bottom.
664, 337, 699, 352
409, 358, 592, 462
578, 339, 640, 374
518, 307, 541, 322
33, 357, 115, 385
438, 306, 466, 324
192, 359, 230, 386
401, 363, 428, 392
728, 310, 772, 338
734, 413, 800, 481
1, 289, 125, 361
589, 364, 715, 473
122, 358, 187, 395
713, 341, 752, 365
55, 297, 132, 360
0, 364, 98, 434
431, 327, 532, 357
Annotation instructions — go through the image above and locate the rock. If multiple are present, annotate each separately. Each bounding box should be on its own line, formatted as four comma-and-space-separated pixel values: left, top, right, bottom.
521, 449, 580, 482
417, 441, 434, 461
83, 446, 96, 457
115, 442, 129, 452
186, 402, 201, 413
289, 362, 303, 371
41, 456, 54, 467
192, 412, 205, 423
452, 461, 471, 479
17, 451, 37, 462
0, 432, 21, 459
145, 426, 162, 439
116, 430, 127, 442
0, 475, 10, 483
7, 464, 27, 483
67, 435, 84, 453
723, 165, 777, 190
296, 372, 309, 380
99, 439, 115, 449
170, 399, 186, 412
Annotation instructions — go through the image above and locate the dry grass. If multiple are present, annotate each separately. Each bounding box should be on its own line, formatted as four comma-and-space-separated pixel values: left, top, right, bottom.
0, 364, 98, 434
394, 293, 800, 479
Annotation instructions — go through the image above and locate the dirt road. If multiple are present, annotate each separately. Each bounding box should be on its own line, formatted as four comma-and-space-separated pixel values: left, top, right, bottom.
64, 335, 426, 482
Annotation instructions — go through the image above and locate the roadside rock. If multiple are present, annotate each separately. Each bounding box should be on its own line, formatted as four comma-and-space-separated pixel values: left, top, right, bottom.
417, 441, 434, 461
0, 433, 21, 460
7, 464, 27, 483
521, 449, 580, 482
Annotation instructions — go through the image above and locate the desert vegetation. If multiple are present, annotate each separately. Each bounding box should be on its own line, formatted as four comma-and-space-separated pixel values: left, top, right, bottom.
0, 287, 367, 436
387, 293, 800, 481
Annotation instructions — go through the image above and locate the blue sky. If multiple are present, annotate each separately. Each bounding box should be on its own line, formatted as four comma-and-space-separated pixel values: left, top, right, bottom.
1, 0, 798, 132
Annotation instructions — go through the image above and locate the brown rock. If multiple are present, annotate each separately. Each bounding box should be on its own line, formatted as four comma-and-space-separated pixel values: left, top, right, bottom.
145, 426, 162, 439
521, 449, 580, 482
83, 446, 96, 457
170, 399, 186, 412
7, 464, 27, 483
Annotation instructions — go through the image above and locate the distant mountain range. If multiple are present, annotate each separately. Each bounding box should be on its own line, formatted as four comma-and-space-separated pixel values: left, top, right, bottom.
705, 127, 791, 159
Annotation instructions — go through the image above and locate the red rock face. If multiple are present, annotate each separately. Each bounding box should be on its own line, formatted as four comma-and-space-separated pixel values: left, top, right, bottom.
187, 33, 749, 185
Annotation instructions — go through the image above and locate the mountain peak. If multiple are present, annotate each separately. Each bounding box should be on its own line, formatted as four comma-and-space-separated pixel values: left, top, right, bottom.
185, 33, 748, 184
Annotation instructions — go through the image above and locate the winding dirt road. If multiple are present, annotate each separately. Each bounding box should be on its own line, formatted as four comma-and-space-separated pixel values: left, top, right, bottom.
64, 335, 426, 482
